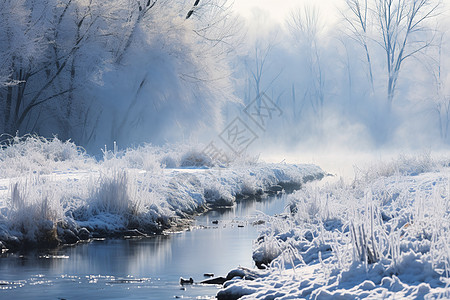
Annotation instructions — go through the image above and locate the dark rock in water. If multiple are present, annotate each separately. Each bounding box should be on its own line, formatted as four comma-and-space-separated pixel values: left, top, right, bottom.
180, 277, 194, 285
252, 241, 273, 269
203, 273, 214, 277
38, 223, 60, 248
255, 262, 267, 269
217, 289, 249, 300
200, 276, 226, 285
202, 268, 263, 287
217, 286, 253, 300
63, 229, 79, 244
226, 267, 260, 281
212, 220, 219, 224
78, 228, 90, 240
85, 225, 94, 233
216, 268, 263, 300
225, 269, 246, 281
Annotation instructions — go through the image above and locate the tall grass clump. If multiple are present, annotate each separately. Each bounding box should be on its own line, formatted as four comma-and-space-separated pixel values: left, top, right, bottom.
6, 178, 63, 246
75, 169, 174, 234
89, 170, 131, 215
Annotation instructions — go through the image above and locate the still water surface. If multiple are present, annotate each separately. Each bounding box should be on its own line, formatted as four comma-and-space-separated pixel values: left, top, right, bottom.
0, 195, 289, 299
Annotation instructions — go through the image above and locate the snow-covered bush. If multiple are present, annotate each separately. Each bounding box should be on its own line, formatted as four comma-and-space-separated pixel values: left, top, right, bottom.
180, 150, 214, 168
101, 144, 162, 171
101, 143, 228, 169
0, 134, 93, 178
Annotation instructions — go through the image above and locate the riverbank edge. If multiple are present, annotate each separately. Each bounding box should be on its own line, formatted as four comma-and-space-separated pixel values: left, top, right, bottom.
0, 170, 325, 253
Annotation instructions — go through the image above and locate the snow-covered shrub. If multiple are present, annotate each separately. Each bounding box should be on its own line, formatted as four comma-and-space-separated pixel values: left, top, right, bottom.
241, 174, 259, 195
0, 134, 93, 178
101, 143, 224, 169
203, 185, 234, 206
287, 178, 350, 224
180, 150, 213, 168
102, 144, 161, 171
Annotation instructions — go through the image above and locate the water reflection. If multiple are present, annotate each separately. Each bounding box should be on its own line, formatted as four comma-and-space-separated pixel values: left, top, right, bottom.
0, 194, 289, 299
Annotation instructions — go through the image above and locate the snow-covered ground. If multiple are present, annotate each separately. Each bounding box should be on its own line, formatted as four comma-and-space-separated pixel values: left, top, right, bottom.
217, 154, 450, 299
3, 136, 448, 298
0, 136, 324, 250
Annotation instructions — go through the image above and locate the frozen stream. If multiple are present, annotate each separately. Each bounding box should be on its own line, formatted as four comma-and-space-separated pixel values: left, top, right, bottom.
0, 194, 290, 299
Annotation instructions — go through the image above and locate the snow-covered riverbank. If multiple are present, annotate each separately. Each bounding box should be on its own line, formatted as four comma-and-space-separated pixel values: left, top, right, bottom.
217, 154, 450, 299
0, 136, 324, 251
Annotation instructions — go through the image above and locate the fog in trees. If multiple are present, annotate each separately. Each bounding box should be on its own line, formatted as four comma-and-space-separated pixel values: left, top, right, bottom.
0, 0, 238, 152
1, 0, 449, 155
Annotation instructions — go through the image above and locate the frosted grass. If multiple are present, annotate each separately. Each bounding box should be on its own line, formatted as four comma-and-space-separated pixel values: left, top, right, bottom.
0, 135, 323, 250
219, 155, 450, 299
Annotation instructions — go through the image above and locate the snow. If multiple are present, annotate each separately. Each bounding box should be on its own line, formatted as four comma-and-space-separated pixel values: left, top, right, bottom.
0, 136, 324, 250
218, 154, 450, 299
2, 137, 449, 298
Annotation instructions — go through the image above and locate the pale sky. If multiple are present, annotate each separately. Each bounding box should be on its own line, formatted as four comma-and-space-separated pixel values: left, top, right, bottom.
232, 0, 341, 27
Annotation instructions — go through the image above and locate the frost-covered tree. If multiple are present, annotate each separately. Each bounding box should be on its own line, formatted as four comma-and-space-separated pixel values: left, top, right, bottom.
97, 0, 239, 147
342, 0, 375, 92
343, 0, 441, 109
0, 0, 101, 143
287, 5, 326, 124
427, 32, 450, 141
0, 0, 49, 134
0, 0, 239, 150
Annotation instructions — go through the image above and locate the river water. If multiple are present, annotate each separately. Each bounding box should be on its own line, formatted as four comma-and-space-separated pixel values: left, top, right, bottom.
0, 194, 289, 299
